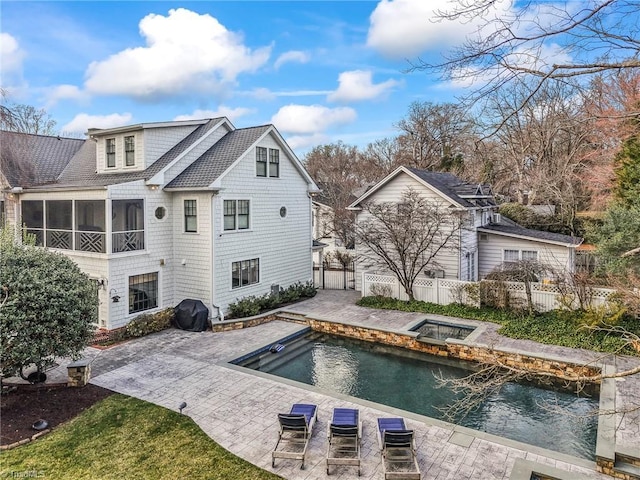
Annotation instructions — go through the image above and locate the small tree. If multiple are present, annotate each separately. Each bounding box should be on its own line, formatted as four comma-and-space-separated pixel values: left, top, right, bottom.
355, 188, 462, 301
486, 260, 552, 315
0, 229, 97, 380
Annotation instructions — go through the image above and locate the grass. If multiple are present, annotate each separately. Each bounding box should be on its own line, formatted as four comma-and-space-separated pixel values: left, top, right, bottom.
0, 394, 283, 480
358, 296, 640, 356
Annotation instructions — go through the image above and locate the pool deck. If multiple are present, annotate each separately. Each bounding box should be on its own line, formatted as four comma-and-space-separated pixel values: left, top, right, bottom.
25, 290, 640, 479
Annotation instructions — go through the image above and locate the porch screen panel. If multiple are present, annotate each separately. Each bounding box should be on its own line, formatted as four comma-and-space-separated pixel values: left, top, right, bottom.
22, 200, 44, 245
46, 200, 72, 249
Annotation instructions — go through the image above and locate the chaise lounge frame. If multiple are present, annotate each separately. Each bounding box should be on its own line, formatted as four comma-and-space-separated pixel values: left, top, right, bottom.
272, 403, 318, 470
326, 407, 362, 476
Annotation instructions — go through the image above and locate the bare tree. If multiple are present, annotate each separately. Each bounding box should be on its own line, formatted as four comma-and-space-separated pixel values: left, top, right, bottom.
0, 102, 57, 135
412, 0, 640, 129
395, 101, 477, 173
355, 188, 463, 301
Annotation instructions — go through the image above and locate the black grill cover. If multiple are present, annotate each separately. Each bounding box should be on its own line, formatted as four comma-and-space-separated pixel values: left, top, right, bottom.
173, 299, 209, 332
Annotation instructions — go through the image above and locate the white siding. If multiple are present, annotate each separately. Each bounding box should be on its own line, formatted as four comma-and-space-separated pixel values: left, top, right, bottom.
106, 181, 176, 329
213, 133, 313, 312
354, 172, 461, 291
143, 125, 200, 168
478, 232, 574, 279
171, 192, 214, 312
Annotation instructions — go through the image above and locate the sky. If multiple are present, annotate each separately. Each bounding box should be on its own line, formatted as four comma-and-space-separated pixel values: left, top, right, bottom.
0, 0, 572, 157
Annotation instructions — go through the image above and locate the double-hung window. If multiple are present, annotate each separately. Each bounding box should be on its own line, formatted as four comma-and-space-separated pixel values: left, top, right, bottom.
269, 149, 279, 177
521, 250, 538, 261
503, 250, 520, 264
232, 258, 259, 288
124, 136, 135, 166
256, 147, 268, 177
184, 200, 197, 232
106, 138, 116, 168
223, 200, 250, 231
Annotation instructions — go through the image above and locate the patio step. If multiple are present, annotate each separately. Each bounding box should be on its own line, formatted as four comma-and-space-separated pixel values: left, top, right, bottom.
275, 312, 308, 323
613, 461, 640, 479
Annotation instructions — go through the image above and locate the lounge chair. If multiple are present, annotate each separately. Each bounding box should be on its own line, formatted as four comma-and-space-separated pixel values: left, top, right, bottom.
377, 417, 421, 480
272, 403, 318, 469
326, 407, 362, 475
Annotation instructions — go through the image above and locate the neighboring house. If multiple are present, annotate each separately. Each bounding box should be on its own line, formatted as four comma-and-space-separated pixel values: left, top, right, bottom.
0, 118, 319, 329
311, 191, 356, 264
348, 166, 583, 291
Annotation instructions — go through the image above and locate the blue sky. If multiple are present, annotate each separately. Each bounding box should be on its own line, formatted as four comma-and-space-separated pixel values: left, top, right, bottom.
0, 0, 566, 156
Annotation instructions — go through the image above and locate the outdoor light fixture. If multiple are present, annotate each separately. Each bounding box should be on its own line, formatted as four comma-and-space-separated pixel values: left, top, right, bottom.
179, 402, 187, 414
110, 288, 120, 303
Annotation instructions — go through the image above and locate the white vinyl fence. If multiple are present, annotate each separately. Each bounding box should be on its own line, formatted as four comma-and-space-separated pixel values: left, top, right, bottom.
361, 272, 616, 312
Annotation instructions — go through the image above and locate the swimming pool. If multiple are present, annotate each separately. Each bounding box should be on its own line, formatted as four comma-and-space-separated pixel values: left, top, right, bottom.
232, 330, 598, 460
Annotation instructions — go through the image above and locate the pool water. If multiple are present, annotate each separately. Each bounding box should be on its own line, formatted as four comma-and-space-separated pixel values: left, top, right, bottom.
235, 332, 598, 460
411, 319, 475, 340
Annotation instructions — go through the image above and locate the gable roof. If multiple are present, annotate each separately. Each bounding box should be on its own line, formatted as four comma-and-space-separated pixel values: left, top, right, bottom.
166, 125, 271, 189
54, 119, 223, 188
0, 130, 85, 187
348, 166, 496, 209
478, 223, 583, 247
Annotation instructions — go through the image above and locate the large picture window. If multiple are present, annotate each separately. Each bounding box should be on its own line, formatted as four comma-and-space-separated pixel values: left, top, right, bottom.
223, 199, 250, 231
184, 200, 197, 232
129, 272, 158, 314
232, 258, 259, 289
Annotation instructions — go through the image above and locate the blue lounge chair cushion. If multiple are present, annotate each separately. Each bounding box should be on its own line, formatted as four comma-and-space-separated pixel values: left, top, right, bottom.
332, 408, 358, 426
378, 417, 406, 432
290, 403, 317, 424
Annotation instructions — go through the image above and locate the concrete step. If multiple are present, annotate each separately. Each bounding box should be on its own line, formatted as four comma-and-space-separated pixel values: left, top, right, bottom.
614, 460, 640, 480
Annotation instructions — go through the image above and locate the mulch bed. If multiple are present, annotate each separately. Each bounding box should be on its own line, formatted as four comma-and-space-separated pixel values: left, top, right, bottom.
0, 383, 114, 446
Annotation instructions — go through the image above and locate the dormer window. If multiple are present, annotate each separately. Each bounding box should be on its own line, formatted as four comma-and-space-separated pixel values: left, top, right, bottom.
124, 136, 135, 166
106, 138, 116, 168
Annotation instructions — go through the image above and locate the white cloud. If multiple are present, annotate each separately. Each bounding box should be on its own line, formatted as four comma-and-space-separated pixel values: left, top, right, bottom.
61, 113, 133, 134
367, 0, 511, 59
328, 70, 401, 102
270, 104, 357, 134
45, 84, 90, 107
84, 8, 271, 98
0, 33, 25, 86
173, 106, 254, 123
285, 133, 331, 152
274, 50, 310, 70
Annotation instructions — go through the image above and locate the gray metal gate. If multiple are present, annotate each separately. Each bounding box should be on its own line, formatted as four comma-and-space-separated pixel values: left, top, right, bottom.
313, 261, 355, 290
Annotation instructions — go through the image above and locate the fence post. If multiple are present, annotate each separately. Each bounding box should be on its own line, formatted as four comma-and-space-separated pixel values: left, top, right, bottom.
343, 264, 347, 290
436, 278, 440, 305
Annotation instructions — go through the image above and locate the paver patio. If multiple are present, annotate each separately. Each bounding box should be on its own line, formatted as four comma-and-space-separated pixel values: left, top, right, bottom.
37, 291, 640, 479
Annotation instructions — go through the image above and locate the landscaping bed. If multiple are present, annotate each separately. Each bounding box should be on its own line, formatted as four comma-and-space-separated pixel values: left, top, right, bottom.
1, 384, 114, 446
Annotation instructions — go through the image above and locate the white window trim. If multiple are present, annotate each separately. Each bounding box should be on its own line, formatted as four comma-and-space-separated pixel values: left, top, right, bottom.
106, 138, 117, 169
229, 256, 261, 290
123, 135, 136, 168
221, 197, 252, 233
183, 198, 198, 233
502, 249, 539, 262
126, 270, 161, 317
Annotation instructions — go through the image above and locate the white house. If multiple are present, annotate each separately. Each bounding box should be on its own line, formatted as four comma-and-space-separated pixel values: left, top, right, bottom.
0, 118, 319, 329
348, 166, 583, 292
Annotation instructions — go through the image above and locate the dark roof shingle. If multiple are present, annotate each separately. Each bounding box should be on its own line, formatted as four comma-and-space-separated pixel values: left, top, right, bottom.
479, 223, 583, 246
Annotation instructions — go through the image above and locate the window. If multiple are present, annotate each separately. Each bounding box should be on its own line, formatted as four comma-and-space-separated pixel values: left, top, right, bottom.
269, 149, 279, 177
124, 136, 135, 166
256, 147, 267, 177
504, 250, 520, 263
504, 249, 538, 263
129, 272, 158, 314
232, 258, 259, 288
106, 138, 116, 168
223, 199, 250, 231
184, 200, 197, 232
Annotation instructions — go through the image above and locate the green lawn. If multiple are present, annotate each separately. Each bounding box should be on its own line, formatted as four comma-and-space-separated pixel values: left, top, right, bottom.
0, 394, 283, 480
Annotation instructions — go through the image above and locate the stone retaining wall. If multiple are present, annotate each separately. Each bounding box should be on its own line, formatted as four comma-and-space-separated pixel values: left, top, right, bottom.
305, 317, 601, 380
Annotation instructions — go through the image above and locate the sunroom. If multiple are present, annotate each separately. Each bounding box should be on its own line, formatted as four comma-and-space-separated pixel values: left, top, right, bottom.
21, 199, 145, 254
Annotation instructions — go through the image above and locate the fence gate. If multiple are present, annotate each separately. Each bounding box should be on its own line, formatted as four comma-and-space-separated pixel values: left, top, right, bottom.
313, 261, 355, 290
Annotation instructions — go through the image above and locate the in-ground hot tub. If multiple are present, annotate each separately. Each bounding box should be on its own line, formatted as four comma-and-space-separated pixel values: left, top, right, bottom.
409, 318, 476, 341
